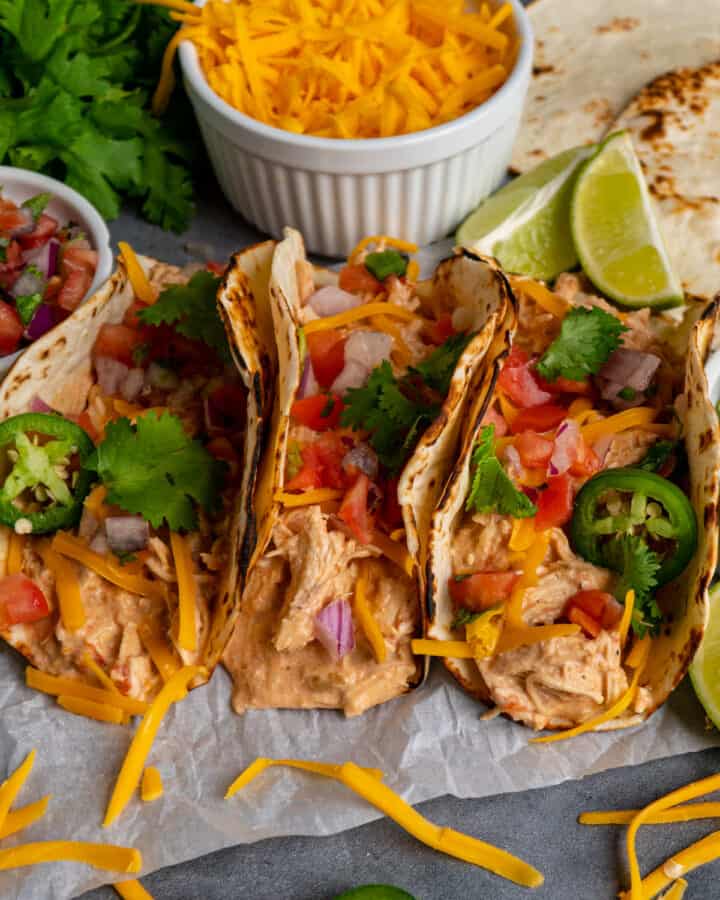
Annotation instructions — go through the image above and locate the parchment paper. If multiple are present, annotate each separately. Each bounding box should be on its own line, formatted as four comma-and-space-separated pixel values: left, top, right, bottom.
0, 237, 717, 899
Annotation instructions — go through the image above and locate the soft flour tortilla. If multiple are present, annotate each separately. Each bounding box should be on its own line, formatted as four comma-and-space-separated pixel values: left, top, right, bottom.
611, 62, 720, 302
0, 250, 271, 678
427, 300, 720, 729
223, 228, 516, 711
511, 0, 720, 174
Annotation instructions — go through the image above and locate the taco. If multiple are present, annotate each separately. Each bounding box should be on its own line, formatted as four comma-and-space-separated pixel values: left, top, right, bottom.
425, 270, 719, 733
222, 228, 515, 716
0, 247, 271, 703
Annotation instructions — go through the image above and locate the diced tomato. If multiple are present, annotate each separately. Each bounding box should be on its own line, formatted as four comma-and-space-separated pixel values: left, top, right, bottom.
286, 444, 324, 491
0, 240, 24, 290
0, 199, 28, 234
0, 301, 24, 355
93, 323, 146, 367
18, 214, 58, 250
61, 246, 98, 275
515, 431, 554, 469
498, 347, 552, 409
313, 432, 347, 488
510, 403, 568, 435
208, 383, 246, 428
57, 267, 92, 311
0, 575, 50, 626
569, 441, 601, 479
481, 405, 508, 438
568, 605, 601, 638
536, 373, 592, 395
338, 264, 382, 295
290, 392, 344, 431
74, 410, 99, 442
122, 300, 150, 328
307, 329, 346, 389
449, 571, 520, 612
602, 596, 624, 629
381, 476, 403, 529
339, 473, 374, 544
566, 589, 611, 620
206, 261, 225, 275
535, 474, 574, 530
427, 313, 455, 345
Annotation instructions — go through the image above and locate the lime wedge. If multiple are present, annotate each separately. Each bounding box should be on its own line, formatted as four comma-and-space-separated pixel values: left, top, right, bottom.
570, 131, 683, 309
690, 583, 720, 728
456, 145, 592, 281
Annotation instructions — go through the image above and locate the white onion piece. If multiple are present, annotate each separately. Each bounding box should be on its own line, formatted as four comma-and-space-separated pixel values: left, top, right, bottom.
120, 368, 145, 402
344, 330, 393, 367
297, 355, 320, 399
600, 348, 661, 391
343, 443, 379, 480
11, 266, 45, 299
548, 419, 580, 476
95, 356, 129, 396
314, 598, 355, 660
105, 516, 149, 554
309, 286, 361, 317
331, 359, 371, 394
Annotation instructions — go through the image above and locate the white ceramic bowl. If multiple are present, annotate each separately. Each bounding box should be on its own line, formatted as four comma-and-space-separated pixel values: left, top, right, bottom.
0, 166, 113, 376
180, 0, 533, 257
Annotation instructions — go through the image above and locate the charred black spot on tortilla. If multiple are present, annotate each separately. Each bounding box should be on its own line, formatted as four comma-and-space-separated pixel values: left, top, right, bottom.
698, 571, 711, 597
532, 64, 554, 77
704, 502, 717, 527
639, 109, 666, 142
699, 429, 714, 452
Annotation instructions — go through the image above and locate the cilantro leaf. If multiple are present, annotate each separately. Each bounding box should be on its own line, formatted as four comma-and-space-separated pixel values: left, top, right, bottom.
536, 307, 627, 382
465, 425, 537, 518
364, 250, 408, 281
637, 440, 676, 473
603, 534, 662, 637
451, 607, 480, 630
15, 291, 42, 326
411, 331, 474, 395
21, 191, 51, 220
86, 412, 226, 531
138, 271, 229, 363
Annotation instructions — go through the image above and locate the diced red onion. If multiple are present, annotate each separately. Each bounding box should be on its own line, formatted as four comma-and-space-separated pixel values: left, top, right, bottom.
548, 418, 580, 476
297, 355, 319, 399
105, 516, 149, 554
343, 443, 379, 480
7, 207, 34, 237
120, 368, 145, 403
314, 598, 355, 660
89, 531, 109, 555
10, 266, 46, 299
331, 359, 371, 394
24, 303, 56, 341
600, 349, 661, 391
309, 286, 361, 317
95, 356, 129, 396
29, 395, 52, 413
24, 238, 60, 279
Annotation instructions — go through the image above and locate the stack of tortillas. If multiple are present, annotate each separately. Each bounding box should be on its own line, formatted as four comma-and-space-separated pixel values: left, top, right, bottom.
512, 0, 720, 300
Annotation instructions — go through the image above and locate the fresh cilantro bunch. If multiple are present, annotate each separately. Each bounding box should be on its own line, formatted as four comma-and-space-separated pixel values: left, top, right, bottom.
340, 333, 473, 472
139, 271, 230, 363
536, 307, 627, 382
0, 1, 196, 230
603, 534, 662, 637
86, 412, 226, 531
465, 425, 537, 518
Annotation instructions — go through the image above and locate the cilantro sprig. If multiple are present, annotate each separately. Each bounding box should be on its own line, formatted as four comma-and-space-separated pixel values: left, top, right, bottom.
86, 412, 226, 531
602, 534, 662, 637
138, 271, 230, 363
465, 425, 537, 518
536, 307, 627, 382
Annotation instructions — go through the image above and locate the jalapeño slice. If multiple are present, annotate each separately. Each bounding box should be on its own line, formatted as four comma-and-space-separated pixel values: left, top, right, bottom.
0, 413, 95, 534
570, 467, 697, 586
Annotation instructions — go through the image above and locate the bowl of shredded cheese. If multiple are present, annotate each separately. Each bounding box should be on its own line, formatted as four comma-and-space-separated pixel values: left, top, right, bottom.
173, 0, 533, 256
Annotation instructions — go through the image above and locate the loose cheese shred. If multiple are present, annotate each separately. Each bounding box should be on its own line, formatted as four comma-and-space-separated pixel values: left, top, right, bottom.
465, 608, 504, 658
225, 758, 383, 798
57, 696, 125, 725
6, 532, 24, 575
505, 531, 549, 630
169, 533, 197, 653
626, 774, 720, 900
39, 545, 86, 632
103, 665, 205, 827
353, 566, 386, 663
0, 841, 142, 874
52, 532, 166, 601
276, 488, 344, 507
114, 880, 154, 900
0, 751, 36, 835
26, 667, 149, 717
84, 485, 108, 520
411, 639, 476, 659
82, 653, 121, 696
225, 758, 543, 887
509, 518, 536, 552
150, 2, 513, 138
617, 590, 635, 648
138, 620, 179, 683
369, 529, 414, 577
349, 236, 419, 261
0, 797, 50, 841
531, 636, 651, 745
661, 880, 688, 900
140, 767, 164, 803
580, 407, 658, 445
118, 242, 156, 304
406, 261, 420, 283
579, 802, 720, 826
510, 278, 568, 319
303, 302, 417, 335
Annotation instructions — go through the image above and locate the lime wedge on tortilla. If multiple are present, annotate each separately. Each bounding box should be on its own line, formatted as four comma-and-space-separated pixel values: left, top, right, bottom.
456, 145, 592, 281
690, 583, 720, 729
570, 131, 684, 309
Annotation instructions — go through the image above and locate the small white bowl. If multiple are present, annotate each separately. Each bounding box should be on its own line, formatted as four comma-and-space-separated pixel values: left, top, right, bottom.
180, 0, 533, 257
0, 166, 113, 376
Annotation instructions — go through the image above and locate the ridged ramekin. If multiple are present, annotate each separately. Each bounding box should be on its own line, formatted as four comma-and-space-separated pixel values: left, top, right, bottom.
180, 0, 533, 257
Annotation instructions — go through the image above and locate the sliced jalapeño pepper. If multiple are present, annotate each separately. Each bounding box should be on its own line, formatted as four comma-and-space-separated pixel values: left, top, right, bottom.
0, 413, 95, 534
570, 467, 697, 586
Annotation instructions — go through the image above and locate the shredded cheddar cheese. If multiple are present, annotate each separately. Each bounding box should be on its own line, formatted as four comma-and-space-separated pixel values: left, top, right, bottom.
303, 302, 417, 335
6, 532, 24, 576
81, 653, 120, 696
118, 242, 156, 304
496, 624, 581, 654
618, 590, 635, 648
84, 485, 109, 519
0, 841, 142, 873
58, 695, 126, 725
225, 758, 383, 798
276, 488, 344, 507
150, 1, 514, 137
508, 518, 535, 552
411, 639, 476, 658
510, 277, 568, 319
26, 667, 149, 717
225, 757, 543, 887
39, 544, 86, 632
662, 880, 688, 900
580, 407, 659, 444
114, 880, 154, 900
579, 803, 720, 826
621, 830, 720, 900
138, 619, 179, 682
465, 607, 504, 658
0, 751, 36, 835
103, 666, 205, 827
0, 797, 50, 841
505, 532, 549, 630
369, 529, 414, 577
169, 533, 197, 653
353, 566, 387, 663
141, 767, 164, 803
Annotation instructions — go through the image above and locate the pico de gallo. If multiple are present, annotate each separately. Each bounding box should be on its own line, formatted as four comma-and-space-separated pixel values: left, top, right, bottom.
0, 191, 98, 356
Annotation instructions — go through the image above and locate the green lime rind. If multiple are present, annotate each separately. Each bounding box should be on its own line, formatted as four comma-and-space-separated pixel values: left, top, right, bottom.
333, 886, 416, 900
570, 131, 684, 310
689, 583, 720, 729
